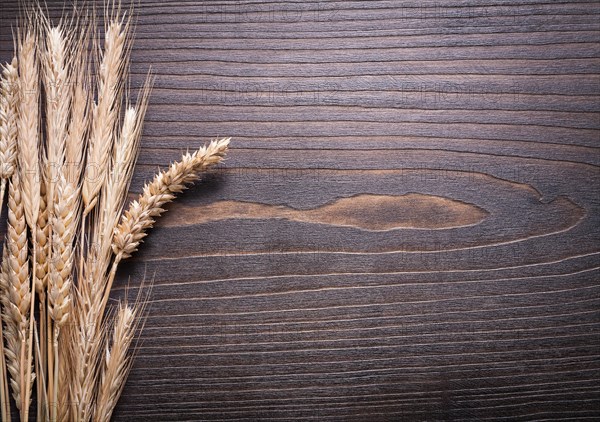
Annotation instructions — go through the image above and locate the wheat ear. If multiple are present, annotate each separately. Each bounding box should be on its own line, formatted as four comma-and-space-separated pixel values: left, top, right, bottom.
65, 20, 91, 185
112, 137, 230, 261
48, 175, 78, 420
0, 57, 19, 420
0, 58, 19, 421
48, 176, 77, 327
0, 58, 19, 213
17, 26, 41, 231
93, 303, 138, 422
43, 24, 72, 202
0, 174, 34, 417
0, 57, 19, 421
0, 58, 19, 175
0, 249, 20, 419
35, 183, 50, 420
32, 184, 49, 298
82, 14, 130, 215
16, 23, 42, 421
69, 303, 107, 422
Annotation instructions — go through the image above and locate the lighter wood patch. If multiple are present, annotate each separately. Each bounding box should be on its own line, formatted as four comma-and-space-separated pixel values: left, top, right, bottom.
164, 194, 488, 231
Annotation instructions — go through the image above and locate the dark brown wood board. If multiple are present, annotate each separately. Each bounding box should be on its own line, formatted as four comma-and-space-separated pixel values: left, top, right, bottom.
1, 1, 599, 420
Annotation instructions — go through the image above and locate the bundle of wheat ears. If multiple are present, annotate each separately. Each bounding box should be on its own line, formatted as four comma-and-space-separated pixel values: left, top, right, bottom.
0, 3, 229, 421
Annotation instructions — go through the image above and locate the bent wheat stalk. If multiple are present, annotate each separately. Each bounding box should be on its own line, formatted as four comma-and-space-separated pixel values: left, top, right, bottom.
107, 137, 230, 314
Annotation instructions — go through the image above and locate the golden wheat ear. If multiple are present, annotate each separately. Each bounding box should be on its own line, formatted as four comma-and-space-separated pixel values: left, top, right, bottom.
113, 138, 231, 261
82, 10, 132, 215
0, 173, 35, 415
64, 12, 92, 186
16, 24, 41, 232
0, 57, 19, 215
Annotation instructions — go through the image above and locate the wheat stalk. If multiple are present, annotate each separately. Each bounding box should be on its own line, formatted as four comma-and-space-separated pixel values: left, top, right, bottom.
0, 285, 10, 422
56, 333, 71, 421
0, 250, 14, 422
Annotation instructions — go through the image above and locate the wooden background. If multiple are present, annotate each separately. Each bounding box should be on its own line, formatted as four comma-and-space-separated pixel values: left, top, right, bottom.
1, 1, 600, 420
